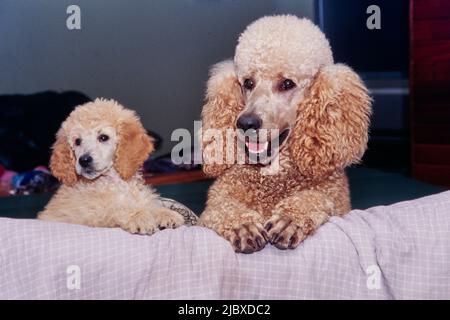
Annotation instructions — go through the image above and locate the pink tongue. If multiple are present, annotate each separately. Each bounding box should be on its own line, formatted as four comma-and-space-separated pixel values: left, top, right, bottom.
247, 141, 265, 152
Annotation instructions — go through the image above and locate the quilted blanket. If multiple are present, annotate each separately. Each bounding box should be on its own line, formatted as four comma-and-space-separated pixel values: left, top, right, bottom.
1, 191, 449, 299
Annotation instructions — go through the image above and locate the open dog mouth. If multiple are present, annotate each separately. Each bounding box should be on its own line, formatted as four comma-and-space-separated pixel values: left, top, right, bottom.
243, 128, 290, 159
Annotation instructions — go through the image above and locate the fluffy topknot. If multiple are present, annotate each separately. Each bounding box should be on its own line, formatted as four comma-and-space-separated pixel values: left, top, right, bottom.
234, 15, 333, 79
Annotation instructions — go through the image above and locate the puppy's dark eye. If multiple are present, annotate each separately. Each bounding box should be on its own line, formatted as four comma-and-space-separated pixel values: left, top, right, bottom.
98, 134, 109, 142
243, 78, 255, 90
279, 79, 296, 91
75, 138, 82, 146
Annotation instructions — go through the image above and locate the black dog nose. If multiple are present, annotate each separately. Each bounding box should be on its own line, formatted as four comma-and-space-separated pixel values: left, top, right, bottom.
78, 154, 93, 168
236, 113, 262, 131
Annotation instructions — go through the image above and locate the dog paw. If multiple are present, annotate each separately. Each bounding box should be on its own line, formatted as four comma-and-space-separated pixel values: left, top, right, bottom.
122, 212, 158, 235
153, 208, 184, 230
264, 215, 312, 250
227, 222, 269, 254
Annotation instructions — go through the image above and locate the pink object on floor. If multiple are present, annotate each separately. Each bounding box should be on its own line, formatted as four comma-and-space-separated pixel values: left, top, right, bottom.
0, 170, 17, 184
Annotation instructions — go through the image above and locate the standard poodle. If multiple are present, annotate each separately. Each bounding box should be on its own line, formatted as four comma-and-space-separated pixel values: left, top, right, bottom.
38, 98, 184, 234
198, 15, 371, 253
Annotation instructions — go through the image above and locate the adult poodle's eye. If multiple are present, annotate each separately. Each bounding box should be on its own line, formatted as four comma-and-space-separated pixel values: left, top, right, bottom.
98, 134, 109, 142
75, 138, 82, 146
243, 78, 254, 90
279, 79, 296, 91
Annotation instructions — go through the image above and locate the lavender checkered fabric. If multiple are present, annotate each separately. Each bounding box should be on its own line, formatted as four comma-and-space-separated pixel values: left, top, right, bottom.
1, 191, 450, 299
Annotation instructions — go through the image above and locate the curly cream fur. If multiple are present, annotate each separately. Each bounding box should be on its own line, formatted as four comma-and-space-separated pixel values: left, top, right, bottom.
39, 99, 184, 234
235, 15, 333, 80
199, 16, 371, 253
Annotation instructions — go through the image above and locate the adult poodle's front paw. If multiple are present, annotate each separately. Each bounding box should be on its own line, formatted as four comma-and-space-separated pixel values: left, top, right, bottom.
153, 207, 184, 230
264, 215, 313, 250
122, 212, 158, 235
227, 222, 269, 254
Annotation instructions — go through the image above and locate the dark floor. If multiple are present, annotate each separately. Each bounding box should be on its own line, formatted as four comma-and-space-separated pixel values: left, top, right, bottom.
0, 167, 444, 219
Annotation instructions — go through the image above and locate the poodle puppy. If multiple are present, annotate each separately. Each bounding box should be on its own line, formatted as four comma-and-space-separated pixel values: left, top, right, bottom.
38, 98, 184, 234
198, 15, 371, 253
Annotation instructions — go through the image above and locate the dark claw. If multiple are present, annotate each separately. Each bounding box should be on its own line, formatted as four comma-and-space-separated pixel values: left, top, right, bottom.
234, 239, 241, 251
289, 236, 297, 248
255, 237, 263, 248
274, 235, 284, 244
270, 233, 279, 243
265, 222, 273, 231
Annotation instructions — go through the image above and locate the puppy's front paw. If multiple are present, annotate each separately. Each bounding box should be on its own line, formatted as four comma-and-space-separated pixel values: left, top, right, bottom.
153, 208, 184, 230
122, 212, 158, 235
226, 222, 268, 254
264, 215, 313, 250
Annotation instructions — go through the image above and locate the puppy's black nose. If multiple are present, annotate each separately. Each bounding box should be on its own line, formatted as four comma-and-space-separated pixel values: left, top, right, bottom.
79, 154, 93, 168
236, 113, 262, 131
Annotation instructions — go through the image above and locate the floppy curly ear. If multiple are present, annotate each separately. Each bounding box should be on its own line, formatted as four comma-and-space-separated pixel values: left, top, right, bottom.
50, 129, 78, 186
290, 64, 372, 178
201, 60, 244, 177
114, 115, 154, 180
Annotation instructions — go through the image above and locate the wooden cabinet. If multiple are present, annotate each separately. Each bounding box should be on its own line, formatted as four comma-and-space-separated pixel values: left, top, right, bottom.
411, 0, 450, 187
